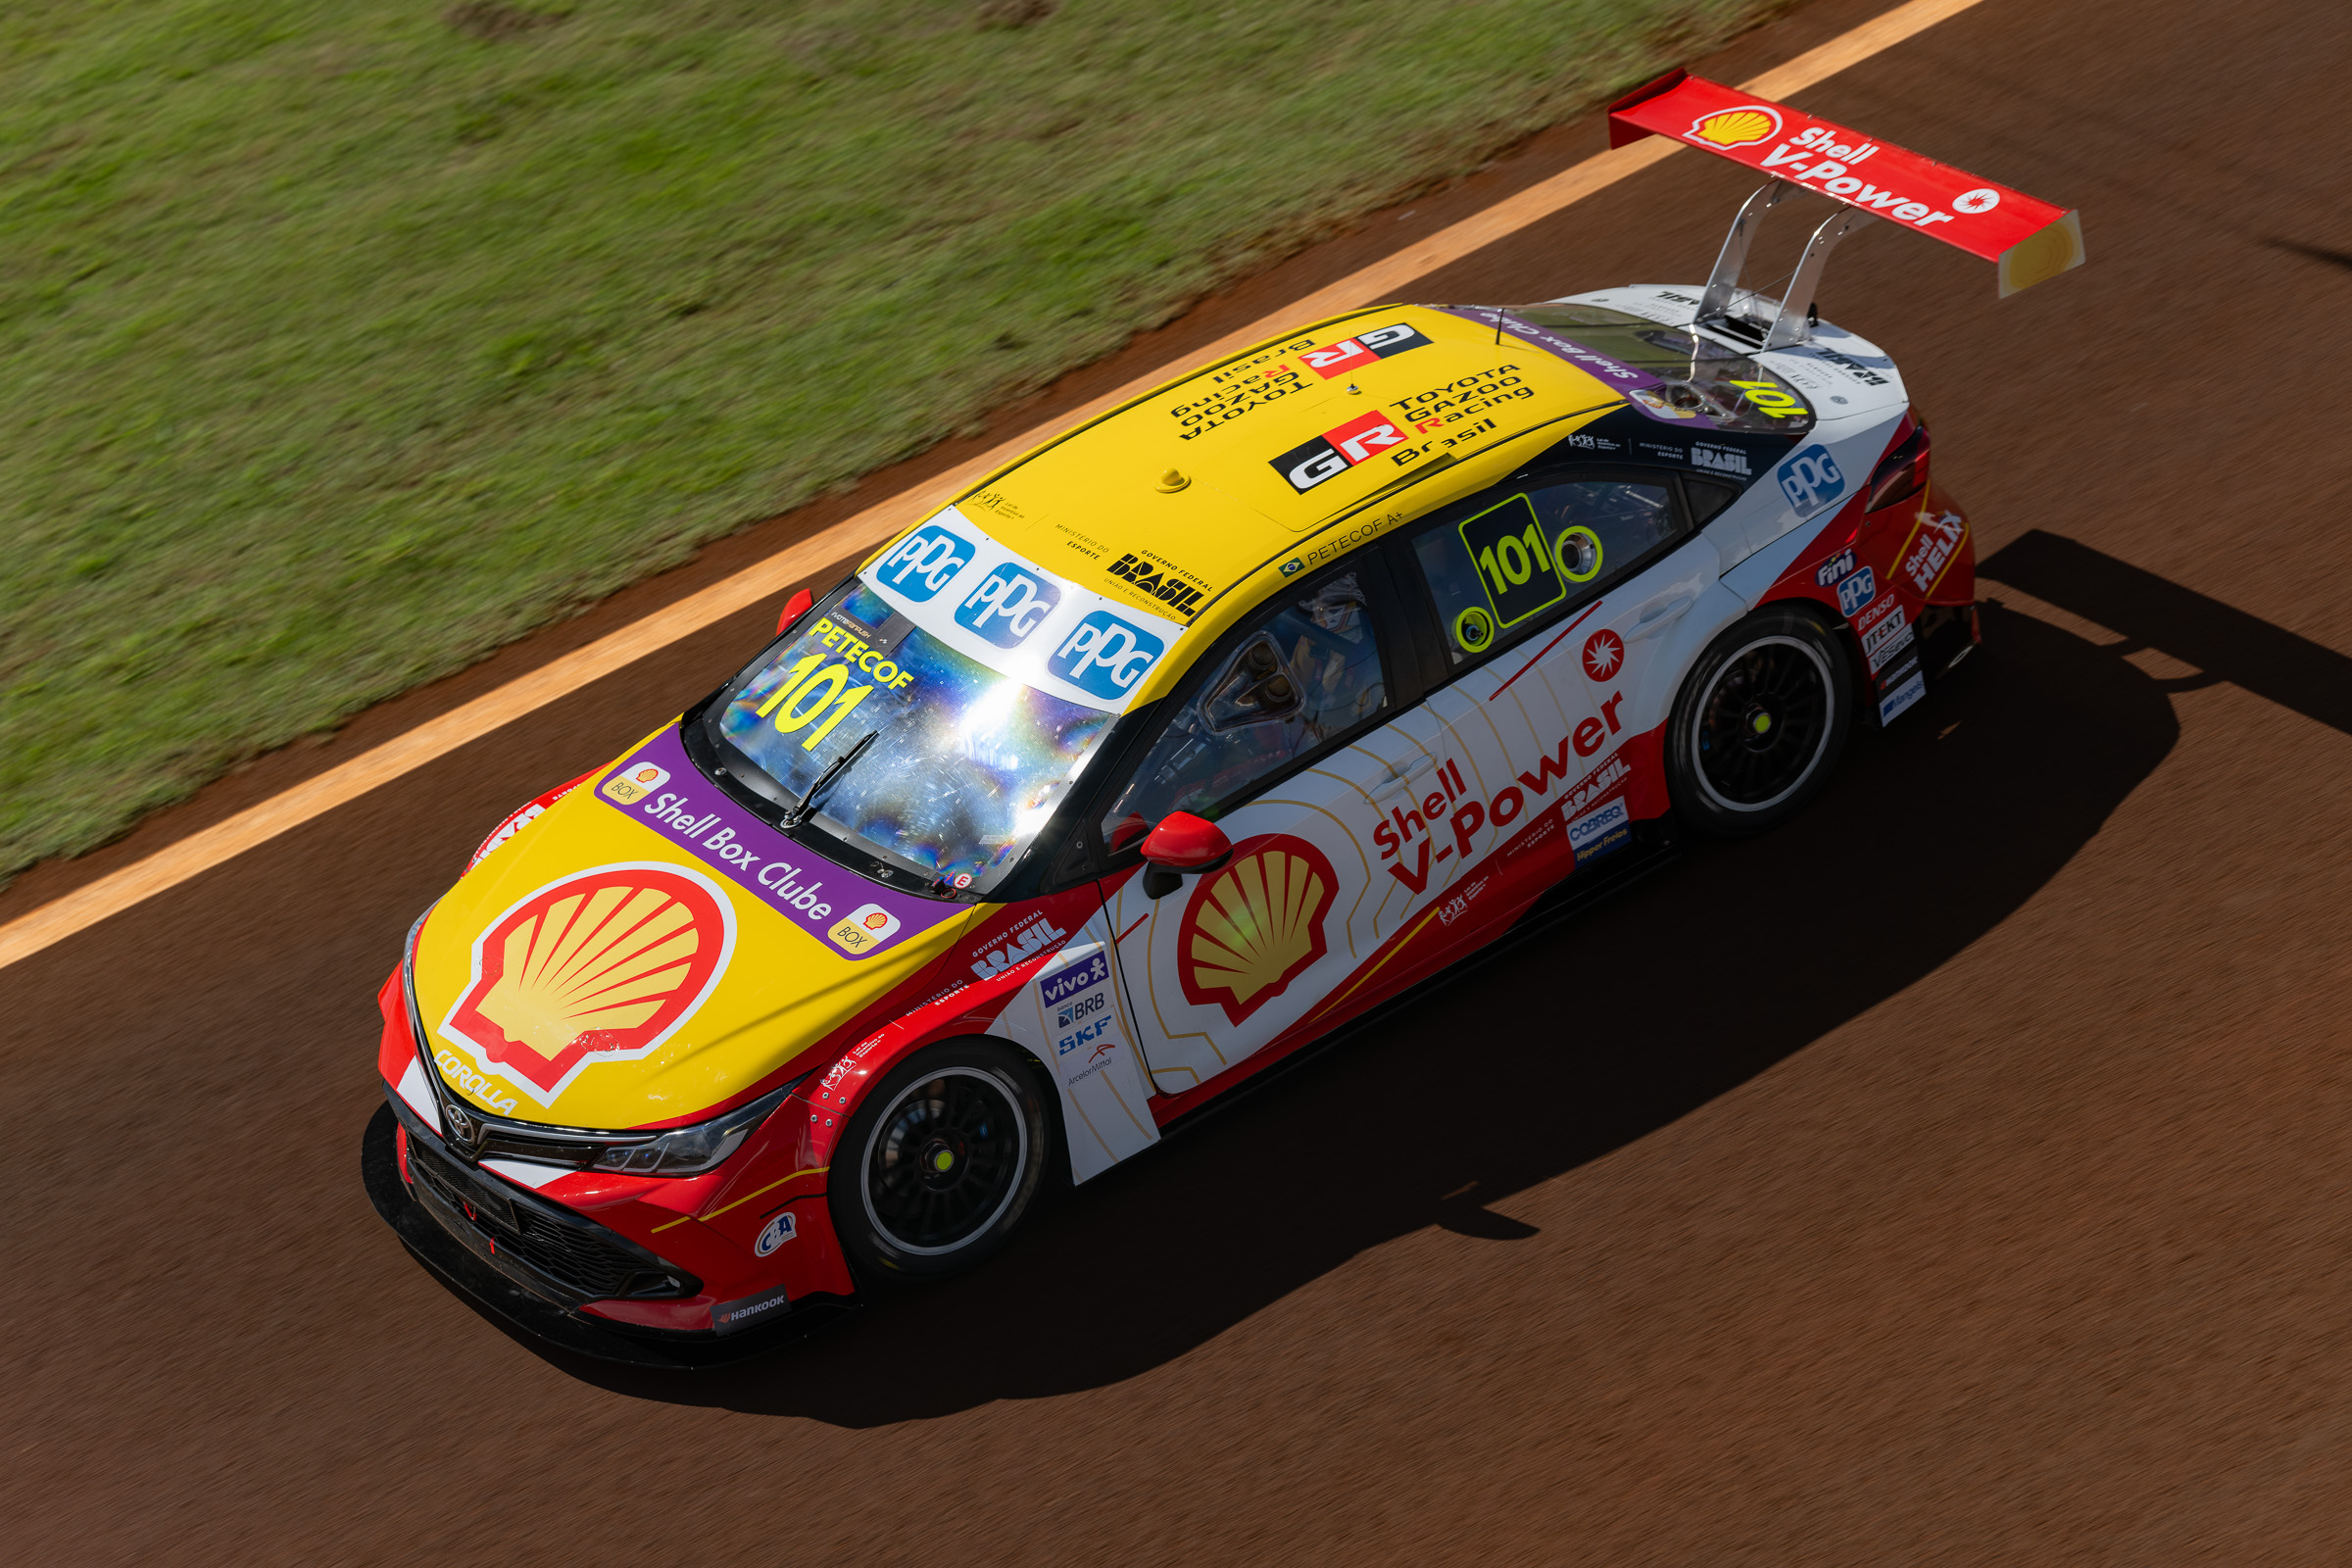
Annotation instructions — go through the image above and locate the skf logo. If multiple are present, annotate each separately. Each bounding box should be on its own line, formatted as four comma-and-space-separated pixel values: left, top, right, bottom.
1177, 835, 1335, 1025
1298, 321, 1433, 379
1688, 105, 1783, 148
439, 864, 736, 1105
1272, 409, 1408, 493
1103, 553, 1204, 619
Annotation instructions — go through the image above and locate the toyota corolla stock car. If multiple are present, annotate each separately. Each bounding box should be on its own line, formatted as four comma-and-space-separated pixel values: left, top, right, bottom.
365, 74, 2085, 1363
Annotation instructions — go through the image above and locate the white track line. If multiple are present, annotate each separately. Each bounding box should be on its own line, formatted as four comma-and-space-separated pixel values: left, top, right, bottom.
0, 0, 1990, 971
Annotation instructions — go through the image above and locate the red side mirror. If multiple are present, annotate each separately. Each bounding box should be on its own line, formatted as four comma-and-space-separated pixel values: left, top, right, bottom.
1141, 812, 1232, 869
776, 588, 815, 637
1139, 813, 1232, 899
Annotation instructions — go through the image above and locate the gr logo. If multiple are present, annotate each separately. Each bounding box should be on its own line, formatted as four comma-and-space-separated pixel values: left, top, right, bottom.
1049, 612, 1165, 702
874, 522, 977, 602
1271, 409, 1407, 493
1776, 444, 1846, 516
954, 563, 1060, 648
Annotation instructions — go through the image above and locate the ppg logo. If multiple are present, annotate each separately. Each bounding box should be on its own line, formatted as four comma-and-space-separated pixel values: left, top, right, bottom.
1776, 445, 1846, 516
1835, 565, 1877, 618
954, 564, 1060, 648
874, 523, 976, 602
1048, 612, 1164, 701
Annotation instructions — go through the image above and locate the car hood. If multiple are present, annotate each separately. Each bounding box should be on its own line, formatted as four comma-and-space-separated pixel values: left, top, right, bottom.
410, 725, 984, 1129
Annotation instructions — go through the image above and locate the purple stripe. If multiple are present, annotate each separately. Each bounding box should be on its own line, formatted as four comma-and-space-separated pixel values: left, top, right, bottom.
595, 727, 961, 959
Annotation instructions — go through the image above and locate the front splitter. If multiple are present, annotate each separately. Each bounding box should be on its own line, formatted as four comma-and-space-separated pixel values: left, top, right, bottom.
360, 1102, 850, 1369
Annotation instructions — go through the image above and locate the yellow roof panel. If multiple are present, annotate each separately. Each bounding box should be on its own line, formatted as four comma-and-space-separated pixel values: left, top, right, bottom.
956, 305, 1625, 626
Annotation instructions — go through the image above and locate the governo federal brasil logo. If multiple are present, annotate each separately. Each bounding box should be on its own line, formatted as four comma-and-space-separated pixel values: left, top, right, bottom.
438, 862, 737, 1106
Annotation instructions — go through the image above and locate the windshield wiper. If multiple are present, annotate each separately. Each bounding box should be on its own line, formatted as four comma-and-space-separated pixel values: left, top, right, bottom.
780, 729, 880, 830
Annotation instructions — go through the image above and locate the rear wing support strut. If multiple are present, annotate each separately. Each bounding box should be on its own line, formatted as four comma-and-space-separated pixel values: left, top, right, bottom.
1700, 181, 1876, 350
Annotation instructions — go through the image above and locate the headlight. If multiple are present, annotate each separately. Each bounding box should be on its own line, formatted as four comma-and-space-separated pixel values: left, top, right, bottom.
590, 1079, 802, 1176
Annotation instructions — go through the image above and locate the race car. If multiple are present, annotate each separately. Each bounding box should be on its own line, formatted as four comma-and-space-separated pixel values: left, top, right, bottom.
364, 73, 2084, 1364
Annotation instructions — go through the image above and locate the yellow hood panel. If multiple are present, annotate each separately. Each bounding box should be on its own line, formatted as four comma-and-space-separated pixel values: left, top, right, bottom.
412, 756, 981, 1129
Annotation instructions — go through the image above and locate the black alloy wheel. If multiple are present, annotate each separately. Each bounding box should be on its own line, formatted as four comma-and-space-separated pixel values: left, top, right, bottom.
1665, 604, 1853, 836
832, 1040, 1049, 1282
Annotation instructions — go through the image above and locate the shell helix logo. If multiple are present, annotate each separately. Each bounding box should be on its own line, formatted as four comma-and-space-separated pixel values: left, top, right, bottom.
439, 863, 736, 1105
1687, 104, 1783, 149
1176, 835, 1336, 1025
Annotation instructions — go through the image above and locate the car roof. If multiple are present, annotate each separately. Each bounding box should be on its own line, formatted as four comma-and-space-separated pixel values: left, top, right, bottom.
938, 305, 1629, 675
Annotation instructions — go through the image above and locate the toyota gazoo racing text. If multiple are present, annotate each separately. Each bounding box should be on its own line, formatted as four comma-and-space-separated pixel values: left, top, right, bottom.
365, 73, 2084, 1361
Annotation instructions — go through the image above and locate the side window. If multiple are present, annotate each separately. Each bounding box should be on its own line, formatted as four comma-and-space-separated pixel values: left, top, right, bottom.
1684, 475, 1740, 524
1411, 472, 1681, 664
1101, 569, 1390, 851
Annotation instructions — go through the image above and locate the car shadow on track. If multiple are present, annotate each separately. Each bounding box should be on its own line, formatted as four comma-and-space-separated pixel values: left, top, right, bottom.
469, 596, 2180, 1424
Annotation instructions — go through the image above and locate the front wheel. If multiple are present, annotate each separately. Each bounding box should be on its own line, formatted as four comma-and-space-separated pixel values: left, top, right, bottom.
1666, 604, 1852, 837
831, 1040, 1049, 1284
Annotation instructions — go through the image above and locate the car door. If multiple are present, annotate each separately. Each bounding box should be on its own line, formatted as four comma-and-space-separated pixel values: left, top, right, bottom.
1389, 464, 1709, 943
1095, 558, 1430, 1097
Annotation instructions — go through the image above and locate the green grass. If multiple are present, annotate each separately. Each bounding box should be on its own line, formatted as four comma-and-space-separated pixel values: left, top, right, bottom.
0, 0, 1788, 882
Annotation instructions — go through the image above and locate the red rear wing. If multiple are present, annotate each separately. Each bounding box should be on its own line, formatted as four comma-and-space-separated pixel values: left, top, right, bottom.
1608, 70, 2083, 297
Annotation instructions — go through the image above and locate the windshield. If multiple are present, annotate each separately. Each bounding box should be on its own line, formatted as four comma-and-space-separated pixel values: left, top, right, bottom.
701, 580, 1116, 898
1508, 304, 1816, 435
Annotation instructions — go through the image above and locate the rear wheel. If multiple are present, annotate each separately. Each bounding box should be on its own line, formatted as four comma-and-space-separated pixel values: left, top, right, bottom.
1666, 604, 1851, 836
831, 1040, 1048, 1283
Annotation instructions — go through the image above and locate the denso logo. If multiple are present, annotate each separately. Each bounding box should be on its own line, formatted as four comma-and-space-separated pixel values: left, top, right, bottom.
954, 563, 1059, 647
874, 522, 976, 601
1049, 612, 1164, 701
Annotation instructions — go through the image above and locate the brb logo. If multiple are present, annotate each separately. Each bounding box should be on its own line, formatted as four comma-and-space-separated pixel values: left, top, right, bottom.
955, 563, 1060, 648
874, 522, 976, 602
1270, 409, 1408, 493
1049, 612, 1164, 702
1776, 444, 1846, 516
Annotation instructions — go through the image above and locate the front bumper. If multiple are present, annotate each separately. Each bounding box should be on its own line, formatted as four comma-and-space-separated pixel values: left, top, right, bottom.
363, 1099, 850, 1368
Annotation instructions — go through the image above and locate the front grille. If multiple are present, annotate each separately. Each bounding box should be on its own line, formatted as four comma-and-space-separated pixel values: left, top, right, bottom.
407, 1135, 690, 1302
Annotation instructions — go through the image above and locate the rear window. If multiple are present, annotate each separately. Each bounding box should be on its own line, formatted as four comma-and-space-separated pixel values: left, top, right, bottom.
1510, 304, 1816, 435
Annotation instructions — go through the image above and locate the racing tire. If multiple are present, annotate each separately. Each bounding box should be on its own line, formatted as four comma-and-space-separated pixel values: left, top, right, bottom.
1665, 603, 1852, 837
831, 1039, 1049, 1284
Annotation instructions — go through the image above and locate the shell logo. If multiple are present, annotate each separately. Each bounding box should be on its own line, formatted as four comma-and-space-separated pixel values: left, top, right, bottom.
1687, 105, 1783, 149
1176, 835, 1336, 1026
438, 863, 735, 1105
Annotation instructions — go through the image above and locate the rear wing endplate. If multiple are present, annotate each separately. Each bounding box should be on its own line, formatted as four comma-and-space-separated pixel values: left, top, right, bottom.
1607, 70, 2083, 344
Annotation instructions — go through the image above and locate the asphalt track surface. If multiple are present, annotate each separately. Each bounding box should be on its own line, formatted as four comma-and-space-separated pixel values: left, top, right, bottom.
8, 0, 2352, 1559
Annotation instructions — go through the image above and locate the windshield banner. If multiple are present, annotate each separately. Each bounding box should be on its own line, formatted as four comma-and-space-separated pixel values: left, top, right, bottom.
595, 727, 966, 960
860, 505, 1188, 712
